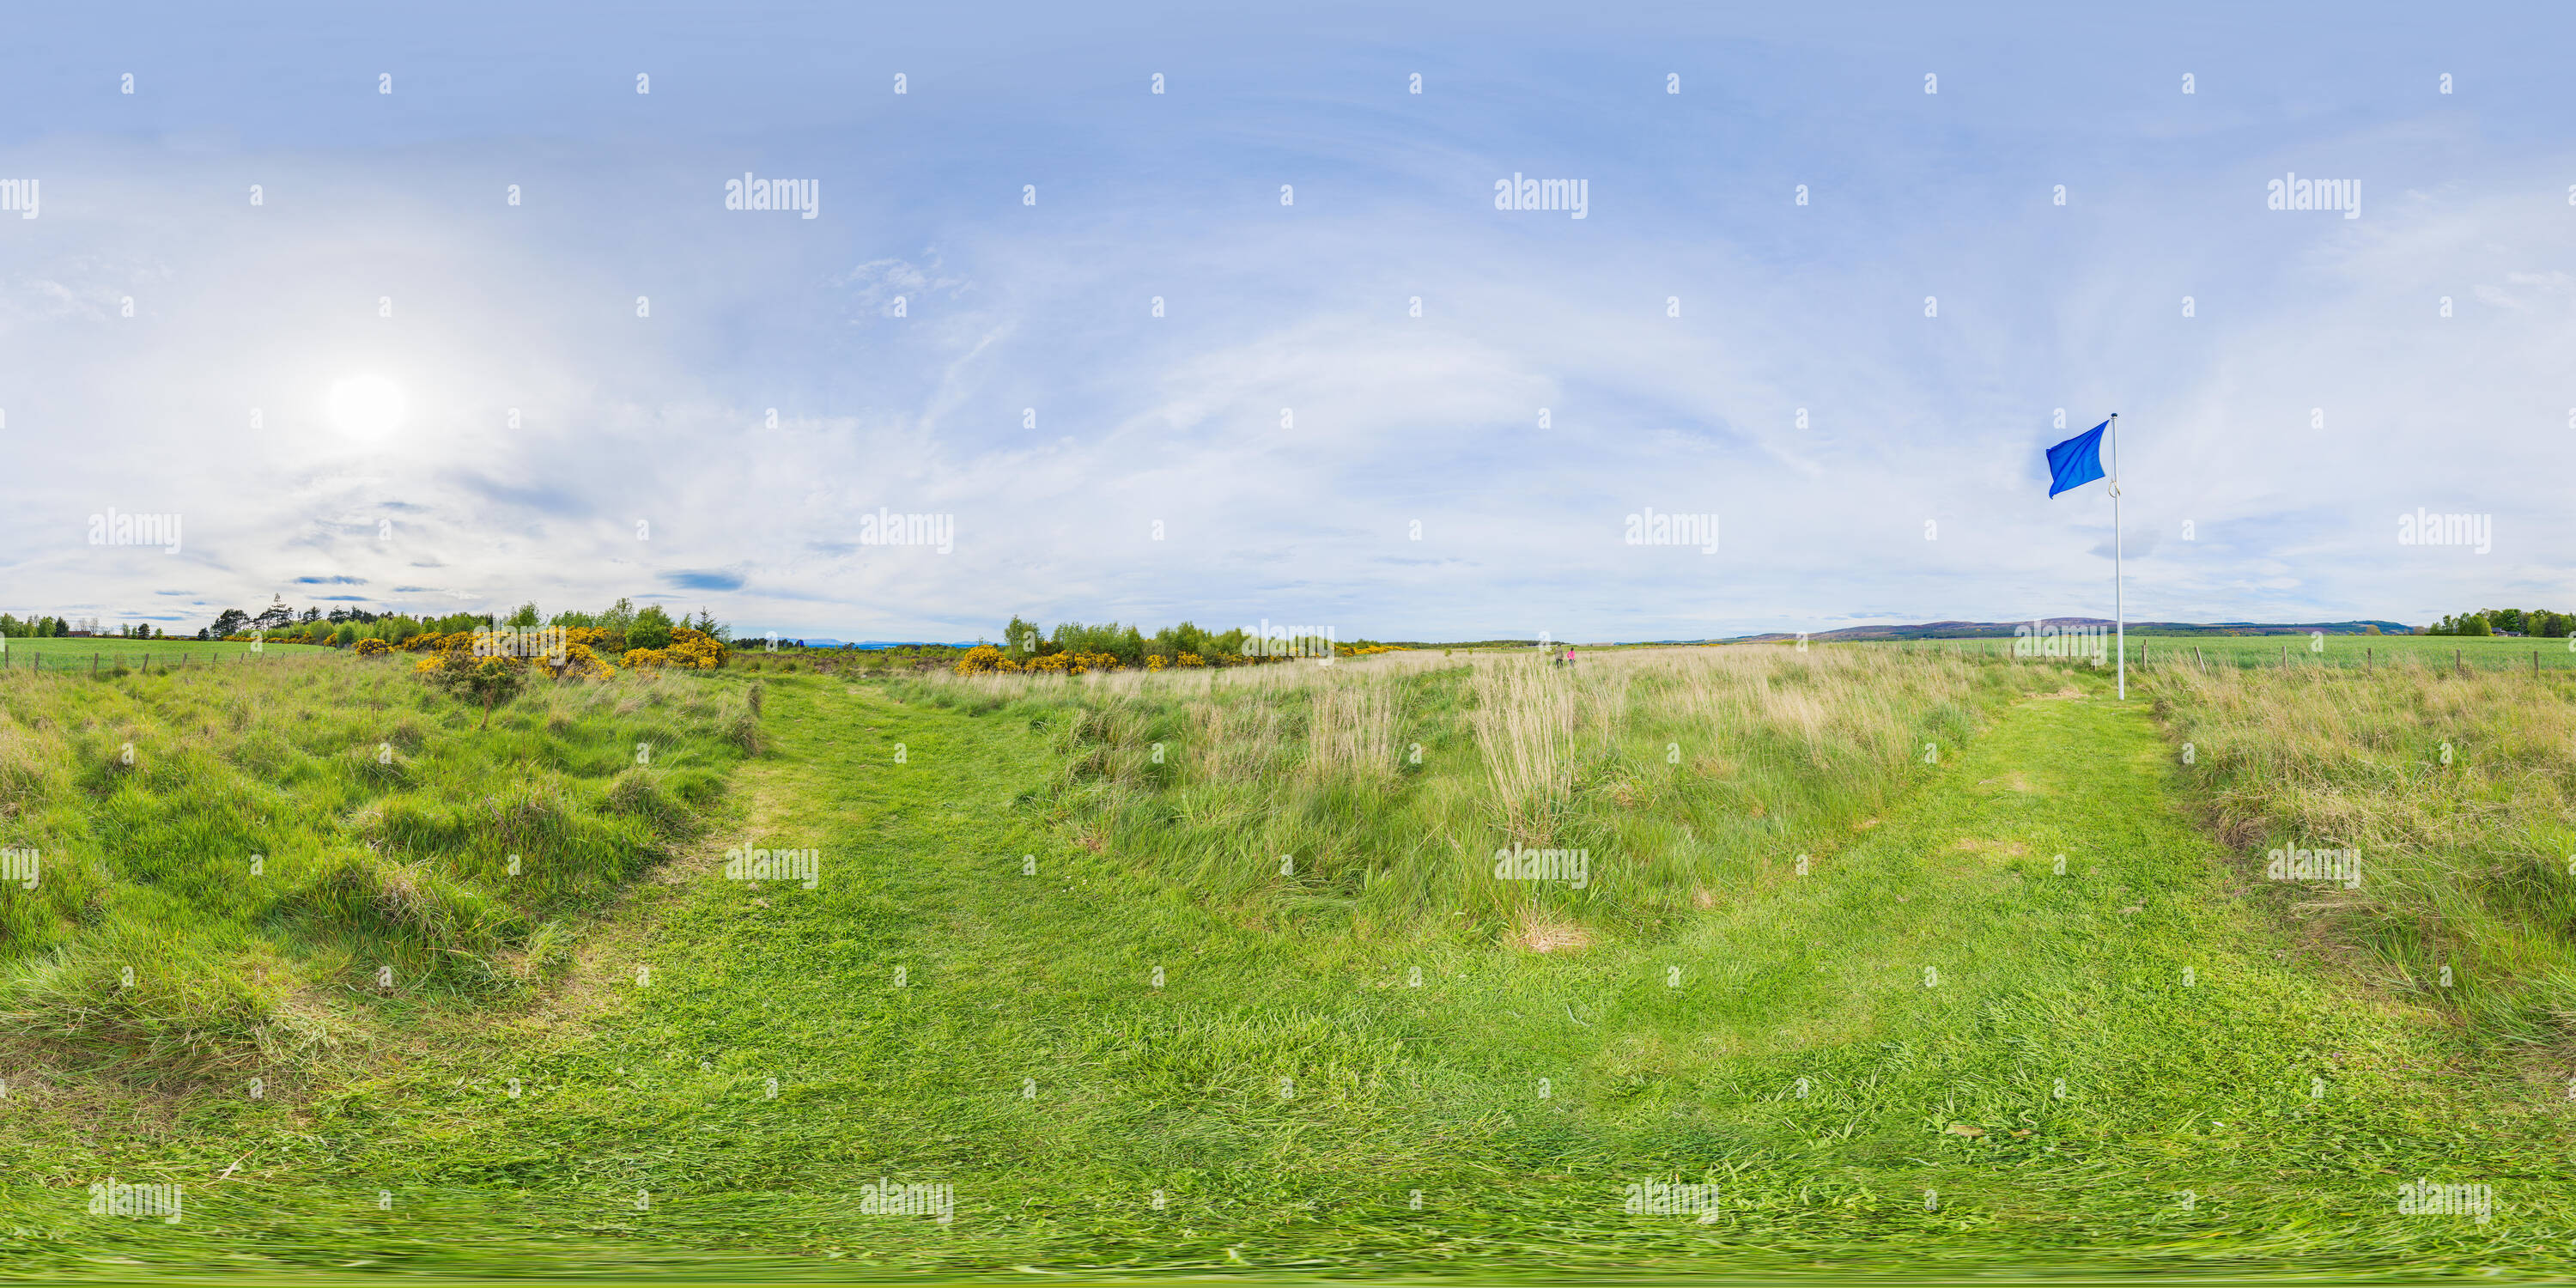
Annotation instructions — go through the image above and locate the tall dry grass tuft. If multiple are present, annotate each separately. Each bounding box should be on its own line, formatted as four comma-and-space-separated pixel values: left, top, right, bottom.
1756, 676, 1831, 761
901, 645, 2017, 935
2154, 659, 2576, 861
1306, 679, 1400, 782
2149, 660, 2576, 1038
0, 711, 57, 815
1630, 644, 1976, 771
1472, 659, 1575, 844
1578, 668, 1630, 755
1193, 696, 1284, 783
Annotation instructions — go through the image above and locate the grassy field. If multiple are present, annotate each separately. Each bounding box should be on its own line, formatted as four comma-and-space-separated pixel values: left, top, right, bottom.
0, 637, 338, 669
0, 655, 751, 1087
896, 646, 2020, 939
2146, 659, 2576, 1044
1871, 632, 2576, 671
2135, 633, 2576, 671
1, 647, 2570, 1276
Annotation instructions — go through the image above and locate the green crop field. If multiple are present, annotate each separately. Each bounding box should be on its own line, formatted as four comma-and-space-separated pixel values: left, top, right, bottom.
1858, 632, 2576, 671
1, 646, 2570, 1278
0, 637, 337, 670
2130, 632, 2576, 670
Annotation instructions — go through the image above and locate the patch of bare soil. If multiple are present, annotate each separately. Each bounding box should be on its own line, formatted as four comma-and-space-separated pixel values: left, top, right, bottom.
1953, 837, 2031, 857
1512, 910, 1594, 954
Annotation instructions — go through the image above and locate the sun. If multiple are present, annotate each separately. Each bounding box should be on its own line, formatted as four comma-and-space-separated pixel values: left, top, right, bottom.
326, 374, 406, 438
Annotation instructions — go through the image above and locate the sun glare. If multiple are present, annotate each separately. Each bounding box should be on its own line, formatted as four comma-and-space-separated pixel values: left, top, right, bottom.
326, 374, 406, 438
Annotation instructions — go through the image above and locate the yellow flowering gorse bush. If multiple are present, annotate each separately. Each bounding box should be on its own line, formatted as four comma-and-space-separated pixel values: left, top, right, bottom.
623, 626, 730, 671
955, 645, 1349, 677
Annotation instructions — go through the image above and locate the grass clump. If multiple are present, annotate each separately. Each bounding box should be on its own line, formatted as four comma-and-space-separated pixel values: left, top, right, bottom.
2148, 658, 2576, 1042
0, 656, 753, 1085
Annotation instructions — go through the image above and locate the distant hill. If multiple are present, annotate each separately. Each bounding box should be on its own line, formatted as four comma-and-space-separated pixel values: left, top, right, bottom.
1725, 619, 2414, 644
750, 639, 980, 650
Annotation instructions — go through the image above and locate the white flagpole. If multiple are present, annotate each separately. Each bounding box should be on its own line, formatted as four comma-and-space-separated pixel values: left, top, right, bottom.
2111, 412, 2123, 701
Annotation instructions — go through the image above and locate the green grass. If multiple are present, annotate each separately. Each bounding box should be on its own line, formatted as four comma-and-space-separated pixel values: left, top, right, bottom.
0, 657, 750, 1086
3, 658, 2568, 1276
0, 637, 337, 669
2146, 659, 2576, 1045
890, 648, 2020, 939
2134, 633, 2576, 671
1874, 633, 2576, 671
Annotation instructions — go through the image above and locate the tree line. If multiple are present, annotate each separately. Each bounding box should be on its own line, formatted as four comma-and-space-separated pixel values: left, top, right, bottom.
997, 617, 1394, 666
4, 597, 738, 647
2424, 608, 2574, 637
218, 597, 728, 650
0, 614, 96, 637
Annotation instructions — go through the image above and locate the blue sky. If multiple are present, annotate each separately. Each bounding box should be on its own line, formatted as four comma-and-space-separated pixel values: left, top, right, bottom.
4, 1, 2571, 641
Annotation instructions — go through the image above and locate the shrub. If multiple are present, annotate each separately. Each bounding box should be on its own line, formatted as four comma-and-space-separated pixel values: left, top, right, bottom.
626, 605, 676, 652
623, 627, 728, 670
604, 766, 686, 829
955, 646, 1131, 676
416, 653, 529, 729
537, 641, 617, 681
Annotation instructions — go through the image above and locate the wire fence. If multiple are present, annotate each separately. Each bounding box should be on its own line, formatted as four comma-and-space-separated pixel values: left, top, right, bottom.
0, 647, 311, 676
1890, 637, 2576, 673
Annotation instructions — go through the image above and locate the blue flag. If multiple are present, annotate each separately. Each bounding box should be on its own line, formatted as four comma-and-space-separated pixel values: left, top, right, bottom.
2044, 421, 2108, 497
